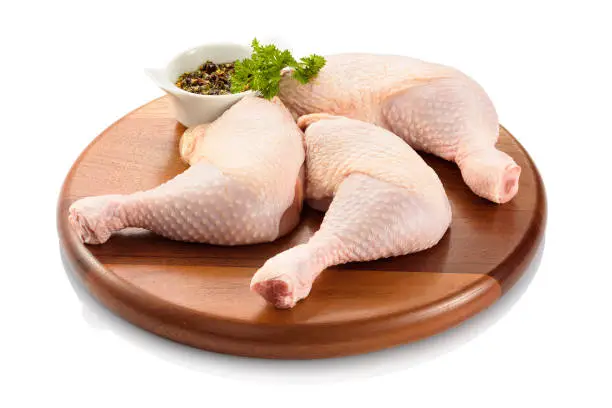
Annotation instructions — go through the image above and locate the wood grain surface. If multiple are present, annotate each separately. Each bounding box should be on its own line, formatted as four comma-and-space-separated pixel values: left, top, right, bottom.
57, 96, 547, 359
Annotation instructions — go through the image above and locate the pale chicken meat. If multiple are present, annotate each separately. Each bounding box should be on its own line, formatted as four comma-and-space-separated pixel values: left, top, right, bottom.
251, 114, 452, 308
68, 96, 305, 245
278, 54, 521, 203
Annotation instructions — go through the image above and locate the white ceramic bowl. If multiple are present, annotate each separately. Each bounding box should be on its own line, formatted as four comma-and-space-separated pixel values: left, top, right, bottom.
146, 43, 253, 127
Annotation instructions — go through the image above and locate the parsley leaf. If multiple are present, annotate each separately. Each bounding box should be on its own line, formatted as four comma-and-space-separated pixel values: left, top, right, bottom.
293, 54, 327, 84
230, 38, 326, 99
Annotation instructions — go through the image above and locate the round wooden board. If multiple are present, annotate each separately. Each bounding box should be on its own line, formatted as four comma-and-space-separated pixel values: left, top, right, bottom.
58, 96, 546, 359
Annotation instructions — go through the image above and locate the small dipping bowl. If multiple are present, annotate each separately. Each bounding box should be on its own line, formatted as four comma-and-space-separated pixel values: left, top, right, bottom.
146, 43, 253, 127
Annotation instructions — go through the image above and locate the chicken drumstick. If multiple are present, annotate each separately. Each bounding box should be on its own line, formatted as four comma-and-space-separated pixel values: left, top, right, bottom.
68, 96, 305, 245
251, 114, 452, 308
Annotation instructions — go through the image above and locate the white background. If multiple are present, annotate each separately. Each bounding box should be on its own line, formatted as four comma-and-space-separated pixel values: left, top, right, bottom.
1, 1, 611, 407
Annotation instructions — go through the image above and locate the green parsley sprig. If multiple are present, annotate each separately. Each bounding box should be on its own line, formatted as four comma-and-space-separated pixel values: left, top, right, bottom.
231, 39, 326, 99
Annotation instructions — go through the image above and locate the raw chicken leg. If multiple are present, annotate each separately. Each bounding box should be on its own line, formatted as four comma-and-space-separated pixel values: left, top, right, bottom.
68, 96, 305, 245
251, 115, 452, 308
278, 54, 521, 203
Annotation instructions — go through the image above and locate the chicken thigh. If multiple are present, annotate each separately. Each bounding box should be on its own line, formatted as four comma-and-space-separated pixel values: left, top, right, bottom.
251, 114, 452, 308
278, 54, 520, 203
68, 96, 305, 245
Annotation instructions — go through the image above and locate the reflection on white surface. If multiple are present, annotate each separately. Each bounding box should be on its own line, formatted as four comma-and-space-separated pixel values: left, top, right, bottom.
61, 238, 545, 384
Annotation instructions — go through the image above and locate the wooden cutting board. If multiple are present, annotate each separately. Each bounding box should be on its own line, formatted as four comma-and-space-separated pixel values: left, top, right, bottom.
57, 96, 546, 359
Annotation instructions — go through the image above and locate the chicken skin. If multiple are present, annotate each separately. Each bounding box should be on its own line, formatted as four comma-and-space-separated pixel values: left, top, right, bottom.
251, 115, 451, 308
279, 54, 520, 203
68, 96, 305, 245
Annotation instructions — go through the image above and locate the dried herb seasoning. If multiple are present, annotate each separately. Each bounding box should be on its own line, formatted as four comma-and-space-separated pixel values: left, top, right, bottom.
175, 61, 235, 95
